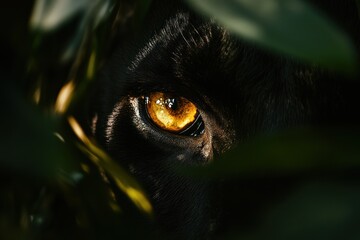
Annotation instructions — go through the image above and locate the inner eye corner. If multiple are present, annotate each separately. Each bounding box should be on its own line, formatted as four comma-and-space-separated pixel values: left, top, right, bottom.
142, 92, 205, 137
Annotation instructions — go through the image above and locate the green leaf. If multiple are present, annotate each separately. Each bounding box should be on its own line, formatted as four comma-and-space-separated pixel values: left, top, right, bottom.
0, 83, 72, 178
184, 128, 360, 178
223, 182, 360, 240
185, 0, 357, 74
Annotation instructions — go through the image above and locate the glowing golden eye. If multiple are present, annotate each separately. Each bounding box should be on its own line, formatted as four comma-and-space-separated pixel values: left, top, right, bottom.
145, 92, 199, 133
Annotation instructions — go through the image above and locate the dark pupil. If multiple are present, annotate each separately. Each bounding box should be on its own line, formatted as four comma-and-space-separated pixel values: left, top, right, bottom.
165, 97, 179, 111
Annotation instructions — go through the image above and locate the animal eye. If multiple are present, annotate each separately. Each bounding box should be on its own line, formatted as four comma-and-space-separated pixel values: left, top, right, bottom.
144, 92, 204, 136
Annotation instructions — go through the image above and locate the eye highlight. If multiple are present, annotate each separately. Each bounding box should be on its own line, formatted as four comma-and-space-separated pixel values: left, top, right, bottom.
144, 92, 204, 136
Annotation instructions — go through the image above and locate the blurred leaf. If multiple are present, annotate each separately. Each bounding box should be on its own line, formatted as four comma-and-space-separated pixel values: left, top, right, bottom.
30, 0, 114, 62
186, 0, 357, 73
30, 0, 113, 32
224, 182, 360, 240
184, 128, 360, 178
68, 117, 153, 216
0, 83, 72, 178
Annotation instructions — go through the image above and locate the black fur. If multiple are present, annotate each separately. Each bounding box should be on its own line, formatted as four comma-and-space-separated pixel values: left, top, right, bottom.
91, 0, 360, 238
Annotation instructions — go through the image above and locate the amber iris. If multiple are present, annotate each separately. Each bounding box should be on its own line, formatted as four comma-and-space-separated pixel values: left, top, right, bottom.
145, 92, 199, 133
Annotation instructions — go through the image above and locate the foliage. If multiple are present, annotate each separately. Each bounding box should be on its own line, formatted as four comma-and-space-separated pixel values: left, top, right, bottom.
186, 0, 357, 74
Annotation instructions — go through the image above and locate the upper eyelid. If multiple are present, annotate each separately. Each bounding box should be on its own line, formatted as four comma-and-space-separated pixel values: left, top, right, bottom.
126, 83, 207, 111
